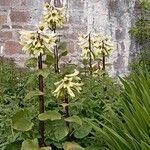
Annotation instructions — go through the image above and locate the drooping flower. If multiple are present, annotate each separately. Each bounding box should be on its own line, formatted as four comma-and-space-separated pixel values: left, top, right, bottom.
101, 36, 113, 56
19, 29, 57, 56
53, 70, 83, 98
78, 33, 113, 60
41, 2, 66, 30
78, 33, 95, 60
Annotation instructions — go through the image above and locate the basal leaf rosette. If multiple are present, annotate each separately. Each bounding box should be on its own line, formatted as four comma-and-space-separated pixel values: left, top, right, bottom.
42, 2, 66, 30
19, 29, 57, 56
53, 70, 83, 98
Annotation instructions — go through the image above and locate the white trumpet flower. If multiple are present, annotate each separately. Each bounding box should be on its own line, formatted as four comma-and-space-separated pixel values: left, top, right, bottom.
19, 29, 57, 56
53, 70, 83, 98
42, 2, 66, 30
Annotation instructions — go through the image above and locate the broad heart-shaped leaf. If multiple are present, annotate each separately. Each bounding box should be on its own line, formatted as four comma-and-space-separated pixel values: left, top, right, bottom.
74, 122, 92, 139
24, 90, 44, 101
38, 111, 61, 121
12, 109, 34, 131
5, 141, 22, 150
63, 142, 85, 150
54, 120, 69, 141
65, 115, 82, 126
21, 139, 51, 150
46, 120, 69, 141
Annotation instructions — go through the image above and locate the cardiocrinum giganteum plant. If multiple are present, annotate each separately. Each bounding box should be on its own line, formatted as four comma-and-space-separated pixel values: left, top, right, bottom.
11, 3, 59, 150
20, 27, 57, 148
78, 33, 113, 76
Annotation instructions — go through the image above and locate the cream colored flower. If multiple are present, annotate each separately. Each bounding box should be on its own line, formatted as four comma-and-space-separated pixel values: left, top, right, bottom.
78, 33, 95, 60
78, 33, 113, 60
42, 3, 66, 30
19, 29, 57, 56
101, 36, 113, 56
53, 70, 83, 98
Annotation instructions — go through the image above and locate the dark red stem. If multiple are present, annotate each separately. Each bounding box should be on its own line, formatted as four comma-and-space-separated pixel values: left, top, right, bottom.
88, 33, 92, 75
38, 53, 45, 147
53, 27, 59, 74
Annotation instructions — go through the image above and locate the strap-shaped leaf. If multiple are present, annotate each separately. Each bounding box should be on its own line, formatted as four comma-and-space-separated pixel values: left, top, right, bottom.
12, 109, 34, 131
65, 115, 82, 126
39, 111, 61, 121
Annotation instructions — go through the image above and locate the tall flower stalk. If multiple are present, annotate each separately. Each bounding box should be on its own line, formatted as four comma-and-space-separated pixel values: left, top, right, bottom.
53, 70, 83, 127
20, 27, 56, 147
42, 3, 66, 73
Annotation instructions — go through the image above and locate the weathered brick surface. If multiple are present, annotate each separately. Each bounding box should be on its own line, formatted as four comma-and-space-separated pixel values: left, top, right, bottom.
0, 0, 138, 74
0, 31, 12, 41
0, 0, 20, 6
10, 11, 29, 23
5, 41, 22, 54
0, 15, 7, 26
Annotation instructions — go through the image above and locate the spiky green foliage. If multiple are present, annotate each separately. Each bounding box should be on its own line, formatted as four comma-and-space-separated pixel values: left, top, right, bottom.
90, 72, 150, 150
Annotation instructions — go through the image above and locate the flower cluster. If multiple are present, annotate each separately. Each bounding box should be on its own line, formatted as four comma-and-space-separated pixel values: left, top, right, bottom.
20, 29, 56, 56
53, 70, 83, 98
42, 2, 65, 30
78, 33, 113, 60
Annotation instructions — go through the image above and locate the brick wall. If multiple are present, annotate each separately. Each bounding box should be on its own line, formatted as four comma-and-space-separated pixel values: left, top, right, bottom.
0, 0, 137, 75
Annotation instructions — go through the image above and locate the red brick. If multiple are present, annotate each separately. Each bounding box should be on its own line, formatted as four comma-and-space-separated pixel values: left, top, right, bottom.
10, 11, 29, 23
0, 15, 7, 26
0, 31, 12, 40
5, 41, 23, 54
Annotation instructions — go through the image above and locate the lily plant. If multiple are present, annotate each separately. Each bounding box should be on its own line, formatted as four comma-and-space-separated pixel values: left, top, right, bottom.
19, 6, 58, 149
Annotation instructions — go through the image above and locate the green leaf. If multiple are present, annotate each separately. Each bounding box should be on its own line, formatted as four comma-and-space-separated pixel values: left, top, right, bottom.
24, 90, 44, 101
25, 57, 37, 68
65, 115, 82, 126
59, 50, 68, 59
40, 147, 51, 150
39, 111, 61, 121
37, 69, 50, 78
54, 120, 69, 141
46, 120, 69, 141
74, 123, 92, 139
21, 139, 39, 150
21, 139, 51, 150
5, 141, 22, 150
63, 142, 85, 150
12, 109, 34, 131
43, 55, 54, 66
